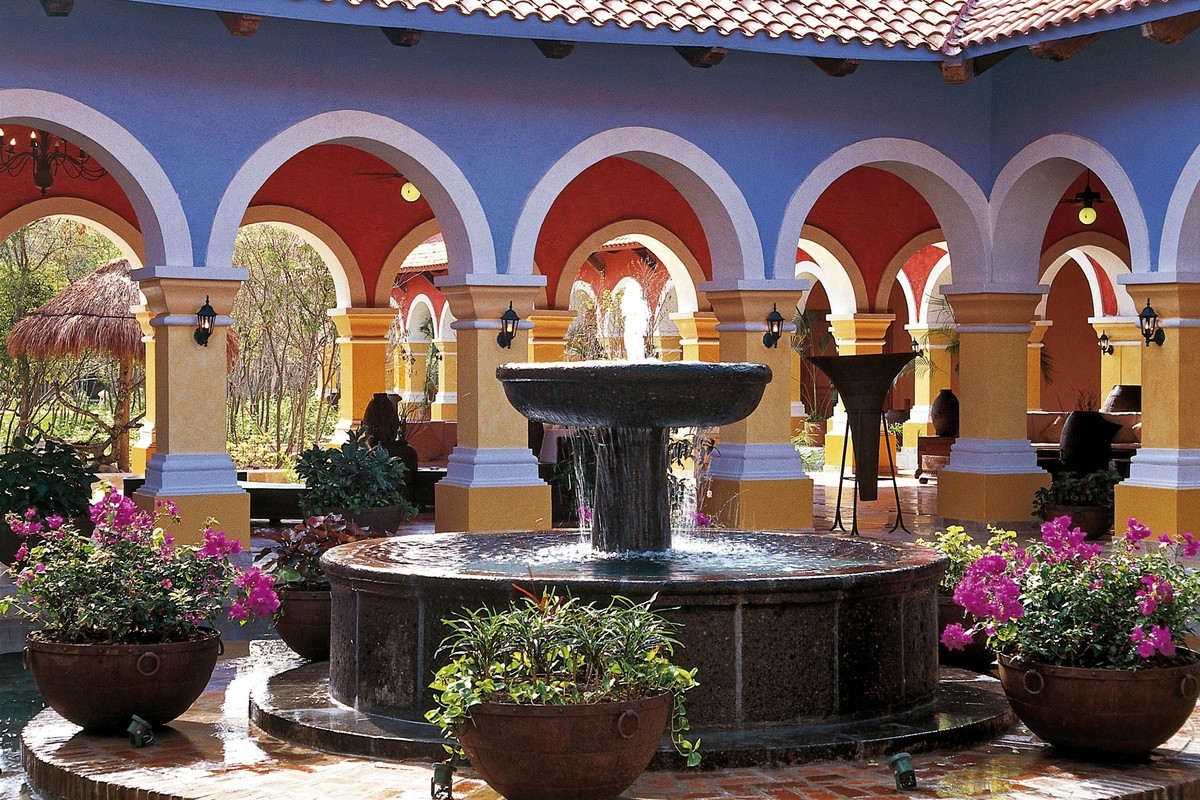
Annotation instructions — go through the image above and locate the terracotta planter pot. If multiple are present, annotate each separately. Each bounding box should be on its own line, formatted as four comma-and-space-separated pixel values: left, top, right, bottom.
997, 653, 1200, 756
937, 594, 993, 671
25, 628, 222, 732
1059, 410, 1122, 475
1042, 504, 1111, 540
274, 589, 331, 661
930, 389, 959, 438
455, 692, 671, 800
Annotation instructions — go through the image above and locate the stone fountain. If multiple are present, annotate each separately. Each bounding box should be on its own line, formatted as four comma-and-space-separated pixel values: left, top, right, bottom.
253, 359, 1012, 766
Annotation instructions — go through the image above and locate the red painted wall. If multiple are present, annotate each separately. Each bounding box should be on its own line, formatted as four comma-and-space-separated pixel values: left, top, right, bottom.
1041, 260, 1102, 411
1041, 171, 1128, 252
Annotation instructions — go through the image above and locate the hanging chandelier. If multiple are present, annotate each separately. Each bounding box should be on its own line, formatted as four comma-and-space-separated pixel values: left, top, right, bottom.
0, 128, 107, 196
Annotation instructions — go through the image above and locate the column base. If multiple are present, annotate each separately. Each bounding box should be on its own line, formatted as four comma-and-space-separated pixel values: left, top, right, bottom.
434, 482, 551, 532
132, 490, 250, 549
1115, 484, 1200, 537
937, 469, 1049, 526
703, 477, 814, 531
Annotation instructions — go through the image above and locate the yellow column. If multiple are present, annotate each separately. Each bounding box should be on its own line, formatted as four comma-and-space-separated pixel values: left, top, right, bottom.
1026, 320, 1051, 411
130, 304, 156, 474
328, 307, 395, 443
528, 310, 575, 363
1091, 319, 1142, 397
902, 324, 953, 443
403, 340, 430, 404
431, 338, 457, 421
823, 314, 894, 470
701, 287, 813, 531
669, 311, 719, 362
434, 280, 550, 532
1116, 284, 1200, 534
131, 270, 249, 547
937, 291, 1049, 525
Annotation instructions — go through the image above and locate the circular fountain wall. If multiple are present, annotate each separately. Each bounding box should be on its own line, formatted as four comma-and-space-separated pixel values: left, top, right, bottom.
325, 529, 945, 730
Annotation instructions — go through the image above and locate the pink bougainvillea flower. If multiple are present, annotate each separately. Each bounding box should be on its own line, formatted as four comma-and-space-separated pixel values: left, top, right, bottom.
1125, 519, 1154, 546
941, 623, 973, 651
44, 514, 63, 530
1182, 532, 1200, 558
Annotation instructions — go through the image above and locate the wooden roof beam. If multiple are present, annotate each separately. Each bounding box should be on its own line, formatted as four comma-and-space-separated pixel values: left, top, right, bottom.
39, 0, 73, 16
940, 49, 1011, 85
808, 57, 859, 77
675, 46, 727, 68
381, 27, 422, 47
533, 39, 575, 59
1029, 32, 1103, 61
1142, 11, 1200, 45
217, 11, 261, 36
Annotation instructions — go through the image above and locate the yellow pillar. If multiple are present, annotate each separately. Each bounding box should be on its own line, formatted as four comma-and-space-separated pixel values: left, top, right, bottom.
937, 291, 1049, 526
670, 311, 719, 363
1026, 320, 1051, 411
328, 307, 395, 443
1115, 284, 1200, 535
701, 287, 813, 531
130, 270, 249, 548
1091, 319, 1142, 398
902, 324, 953, 443
434, 280, 550, 532
130, 304, 156, 474
402, 340, 430, 404
823, 314, 894, 470
431, 338, 457, 421
528, 310, 575, 363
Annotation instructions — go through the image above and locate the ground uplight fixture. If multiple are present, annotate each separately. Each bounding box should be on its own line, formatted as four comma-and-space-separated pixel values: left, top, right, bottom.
127, 715, 154, 748
0, 127, 107, 196
762, 303, 784, 348
1139, 298, 1165, 347
431, 758, 455, 799
1098, 330, 1114, 356
497, 301, 520, 349
194, 295, 217, 347
888, 751, 917, 790
911, 336, 924, 359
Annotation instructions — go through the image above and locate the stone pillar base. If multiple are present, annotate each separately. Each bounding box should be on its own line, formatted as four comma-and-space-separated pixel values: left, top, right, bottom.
132, 490, 250, 548
1115, 484, 1200, 537
435, 482, 552, 533
703, 476, 813, 531
937, 469, 1049, 526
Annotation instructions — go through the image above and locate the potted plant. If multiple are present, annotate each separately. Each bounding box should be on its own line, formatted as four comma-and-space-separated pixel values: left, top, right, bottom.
1032, 469, 1120, 540
255, 514, 385, 661
942, 516, 1200, 756
0, 488, 278, 732
917, 525, 1014, 670
426, 587, 700, 800
0, 436, 94, 564
295, 428, 417, 533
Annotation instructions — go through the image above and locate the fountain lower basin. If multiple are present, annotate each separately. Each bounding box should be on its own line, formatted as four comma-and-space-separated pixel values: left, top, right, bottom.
324, 530, 945, 731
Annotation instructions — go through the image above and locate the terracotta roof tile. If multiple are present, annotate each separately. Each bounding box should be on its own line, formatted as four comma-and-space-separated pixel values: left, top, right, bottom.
955, 0, 1172, 48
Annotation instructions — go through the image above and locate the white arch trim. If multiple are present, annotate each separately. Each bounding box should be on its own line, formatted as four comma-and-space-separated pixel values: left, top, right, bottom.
0, 89, 189, 268
208, 110, 492, 278
437, 301, 457, 343
776, 138, 989, 286
241, 205, 364, 308
376, 219, 442, 307
875, 230, 946, 312
796, 226, 864, 315
918, 252, 954, 326
512, 126, 763, 282
554, 220, 704, 314
406, 294, 437, 340
895, 270, 918, 326
0, 197, 144, 267
1039, 233, 1135, 318
1161, 143, 1200, 275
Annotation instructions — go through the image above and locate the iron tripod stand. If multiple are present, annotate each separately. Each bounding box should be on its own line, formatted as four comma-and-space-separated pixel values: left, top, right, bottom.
829, 422, 910, 536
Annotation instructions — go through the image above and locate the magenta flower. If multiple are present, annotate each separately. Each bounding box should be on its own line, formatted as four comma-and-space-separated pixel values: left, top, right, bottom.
198, 529, 243, 559
45, 514, 63, 530
1182, 533, 1200, 558
1126, 519, 1154, 546
941, 623, 974, 651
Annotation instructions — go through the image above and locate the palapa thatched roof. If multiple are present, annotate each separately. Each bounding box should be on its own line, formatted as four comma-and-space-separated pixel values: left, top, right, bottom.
7, 259, 144, 362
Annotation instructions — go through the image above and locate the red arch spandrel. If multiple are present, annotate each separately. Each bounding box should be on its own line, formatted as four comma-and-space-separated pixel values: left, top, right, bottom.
900, 243, 947, 307
1042, 172, 1128, 254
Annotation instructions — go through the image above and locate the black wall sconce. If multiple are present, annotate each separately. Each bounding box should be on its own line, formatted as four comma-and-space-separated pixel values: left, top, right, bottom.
762, 303, 784, 348
194, 295, 216, 347
1098, 330, 1114, 356
910, 336, 925, 359
497, 301, 520, 349
1139, 298, 1165, 347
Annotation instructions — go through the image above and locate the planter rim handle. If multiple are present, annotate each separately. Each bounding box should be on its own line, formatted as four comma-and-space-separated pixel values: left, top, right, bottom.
136, 651, 161, 677
1023, 667, 1045, 695
617, 709, 640, 739
1181, 674, 1198, 699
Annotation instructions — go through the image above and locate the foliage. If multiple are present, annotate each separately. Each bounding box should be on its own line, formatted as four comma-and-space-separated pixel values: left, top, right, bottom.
917, 525, 1016, 594
0, 436, 93, 539
295, 428, 415, 516
426, 587, 701, 766
941, 516, 1200, 670
255, 514, 384, 591
0, 488, 278, 645
1032, 470, 1120, 518
789, 309, 837, 422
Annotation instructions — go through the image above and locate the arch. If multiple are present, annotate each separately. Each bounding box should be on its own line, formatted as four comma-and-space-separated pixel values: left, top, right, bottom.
895, 269, 919, 326
208, 110, 492, 279
0, 197, 144, 266
437, 301, 457, 343
553, 220, 704, 314
777, 138, 989, 287
406, 295, 437, 340
918, 252, 954, 326
1039, 232, 1135, 318
1161, 142, 1200, 275
0, 89, 189, 268
512, 127, 762, 282
795, 225, 865, 315
376, 218, 443, 307
992, 134, 1150, 285
874, 229, 946, 312
241, 205, 365, 307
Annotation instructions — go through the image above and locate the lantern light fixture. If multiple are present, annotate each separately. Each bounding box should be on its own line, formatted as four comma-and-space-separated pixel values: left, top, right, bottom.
194, 296, 217, 347
911, 336, 924, 359
762, 304, 784, 348
1059, 169, 1105, 226
1098, 330, 1114, 356
1139, 298, 1165, 347
497, 301, 519, 349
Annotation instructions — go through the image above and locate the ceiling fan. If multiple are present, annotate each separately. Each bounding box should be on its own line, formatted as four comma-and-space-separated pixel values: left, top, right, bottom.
355, 171, 421, 202
1059, 169, 1105, 225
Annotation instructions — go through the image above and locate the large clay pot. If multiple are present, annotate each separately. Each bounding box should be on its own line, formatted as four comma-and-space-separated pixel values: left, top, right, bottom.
997, 653, 1200, 756
1059, 410, 1122, 475
930, 389, 959, 438
24, 628, 222, 731
331, 504, 405, 534
274, 589, 331, 661
1041, 504, 1111, 540
937, 595, 992, 671
1101, 384, 1142, 413
455, 692, 671, 800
